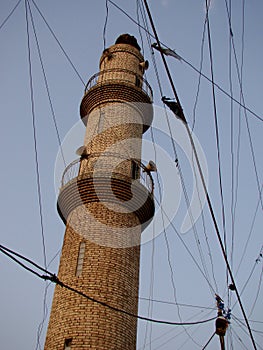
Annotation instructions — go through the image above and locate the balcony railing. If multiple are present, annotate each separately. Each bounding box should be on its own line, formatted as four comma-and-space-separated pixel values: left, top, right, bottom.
84, 68, 153, 101
60, 155, 154, 195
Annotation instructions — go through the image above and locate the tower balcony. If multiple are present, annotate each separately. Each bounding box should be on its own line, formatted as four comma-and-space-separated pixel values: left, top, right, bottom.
80, 69, 153, 132
57, 156, 155, 229
85, 68, 153, 101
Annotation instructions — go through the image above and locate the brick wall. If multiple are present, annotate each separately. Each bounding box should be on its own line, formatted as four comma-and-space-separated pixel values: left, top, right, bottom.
44, 204, 141, 349
45, 35, 154, 350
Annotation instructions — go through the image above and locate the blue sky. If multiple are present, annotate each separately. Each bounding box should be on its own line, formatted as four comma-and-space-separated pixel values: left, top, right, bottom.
0, 1, 262, 349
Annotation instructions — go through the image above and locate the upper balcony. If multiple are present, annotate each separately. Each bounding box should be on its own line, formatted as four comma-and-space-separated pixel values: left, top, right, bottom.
84, 68, 153, 101
80, 69, 154, 132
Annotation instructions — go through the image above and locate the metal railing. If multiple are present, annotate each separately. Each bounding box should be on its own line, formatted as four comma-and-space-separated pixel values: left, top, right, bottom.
84, 68, 153, 101
60, 155, 154, 195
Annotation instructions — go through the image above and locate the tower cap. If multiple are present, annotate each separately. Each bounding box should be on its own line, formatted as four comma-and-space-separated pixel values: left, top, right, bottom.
115, 34, 141, 51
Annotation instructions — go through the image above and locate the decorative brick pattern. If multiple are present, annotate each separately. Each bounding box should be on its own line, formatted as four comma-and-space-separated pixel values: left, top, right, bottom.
45, 35, 154, 349
44, 210, 141, 349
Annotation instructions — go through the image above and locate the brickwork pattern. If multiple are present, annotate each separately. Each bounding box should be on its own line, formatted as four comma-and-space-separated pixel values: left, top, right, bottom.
44, 214, 141, 349
45, 36, 154, 350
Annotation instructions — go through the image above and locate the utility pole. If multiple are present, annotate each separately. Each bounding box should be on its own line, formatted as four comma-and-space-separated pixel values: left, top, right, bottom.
215, 295, 230, 350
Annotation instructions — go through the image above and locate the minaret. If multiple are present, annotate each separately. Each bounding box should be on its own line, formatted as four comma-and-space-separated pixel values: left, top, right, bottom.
44, 34, 154, 350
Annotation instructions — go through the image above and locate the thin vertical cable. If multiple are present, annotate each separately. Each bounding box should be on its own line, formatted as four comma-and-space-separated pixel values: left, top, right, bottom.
103, 0, 109, 50
25, 0, 47, 270
142, 1, 257, 347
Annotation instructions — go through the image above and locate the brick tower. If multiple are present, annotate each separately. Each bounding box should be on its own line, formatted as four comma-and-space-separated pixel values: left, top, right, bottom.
44, 34, 154, 349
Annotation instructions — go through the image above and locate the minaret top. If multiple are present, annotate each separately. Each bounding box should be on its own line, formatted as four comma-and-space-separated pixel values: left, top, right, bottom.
115, 33, 141, 51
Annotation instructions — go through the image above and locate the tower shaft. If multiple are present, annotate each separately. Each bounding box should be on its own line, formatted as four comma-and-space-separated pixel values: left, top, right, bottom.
45, 34, 154, 349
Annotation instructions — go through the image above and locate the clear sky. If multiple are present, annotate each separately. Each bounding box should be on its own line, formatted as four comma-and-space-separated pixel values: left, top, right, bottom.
0, 1, 262, 349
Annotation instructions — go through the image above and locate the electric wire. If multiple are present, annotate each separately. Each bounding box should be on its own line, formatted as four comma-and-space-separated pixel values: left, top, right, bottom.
140, 307, 214, 350
224, 1, 263, 319
148, 328, 186, 350
227, 324, 234, 350
0, 243, 217, 327
232, 316, 263, 336
30, 0, 85, 86
142, 1, 257, 348
228, 0, 235, 278
205, 0, 228, 277
248, 262, 263, 318
27, 0, 67, 168
0, 245, 44, 279
103, 0, 109, 50
141, 13, 215, 346
149, 117, 193, 343
0, 0, 22, 31
25, 5, 50, 346
202, 331, 216, 349
152, 307, 216, 350
154, 195, 216, 295
136, 0, 145, 56
25, 0, 47, 271
141, 86, 156, 349
170, 324, 203, 350
234, 246, 263, 308
235, 186, 263, 276
139, 297, 215, 310
156, 304, 216, 350
141, 220, 155, 350
190, 14, 219, 292
192, 15, 207, 131
135, 8, 207, 345
233, 0, 245, 275
231, 327, 250, 350
224, 0, 263, 213
35, 282, 50, 350
107, 0, 263, 123
233, 0, 245, 236
140, 0, 217, 298
232, 316, 263, 350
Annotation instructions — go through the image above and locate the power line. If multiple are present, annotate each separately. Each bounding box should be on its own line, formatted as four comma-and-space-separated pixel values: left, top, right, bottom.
192, 15, 206, 131
103, 0, 109, 50
248, 261, 263, 318
25, 0, 47, 271
139, 0, 217, 297
30, 0, 85, 86
0, 0, 22, 31
223, 0, 263, 215
202, 331, 216, 349
142, 1, 258, 348
205, 0, 229, 298
0, 243, 217, 327
107, 0, 263, 123
149, 131, 202, 346
232, 316, 263, 335
232, 316, 263, 350
27, 0, 67, 168
235, 188, 263, 276
139, 297, 215, 310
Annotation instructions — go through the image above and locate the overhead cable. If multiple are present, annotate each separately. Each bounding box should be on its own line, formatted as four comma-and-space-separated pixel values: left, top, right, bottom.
31, 0, 85, 86
202, 331, 216, 349
26, 0, 67, 168
107, 0, 263, 123
0, 243, 217, 327
0, 0, 22, 31
205, 0, 228, 296
25, 0, 47, 270
142, 1, 257, 348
